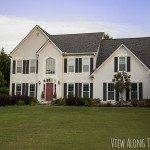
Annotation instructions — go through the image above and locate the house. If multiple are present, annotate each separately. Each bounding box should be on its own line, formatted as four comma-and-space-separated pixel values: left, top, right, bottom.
9, 25, 150, 103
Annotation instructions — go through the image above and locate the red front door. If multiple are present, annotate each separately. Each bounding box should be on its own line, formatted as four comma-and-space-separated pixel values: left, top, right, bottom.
46, 83, 53, 101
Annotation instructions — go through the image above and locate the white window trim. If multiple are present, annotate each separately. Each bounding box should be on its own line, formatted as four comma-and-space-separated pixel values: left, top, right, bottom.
82, 57, 90, 73
29, 83, 36, 97
16, 60, 23, 74
82, 83, 90, 98
118, 56, 127, 72
107, 83, 115, 101
130, 83, 139, 100
30, 59, 36, 74
67, 83, 75, 97
67, 58, 75, 73
15, 83, 22, 95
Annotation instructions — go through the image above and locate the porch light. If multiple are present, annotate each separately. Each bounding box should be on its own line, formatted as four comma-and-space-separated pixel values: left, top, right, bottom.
39, 81, 41, 85
58, 81, 60, 84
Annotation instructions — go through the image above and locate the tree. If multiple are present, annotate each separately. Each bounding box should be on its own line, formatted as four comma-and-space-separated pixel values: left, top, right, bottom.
104, 33, 113, 39
0, 47, 10, 86
112, 72, 131, 101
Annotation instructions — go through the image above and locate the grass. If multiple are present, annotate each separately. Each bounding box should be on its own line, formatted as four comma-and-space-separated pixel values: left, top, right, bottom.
0, 106, 150, 150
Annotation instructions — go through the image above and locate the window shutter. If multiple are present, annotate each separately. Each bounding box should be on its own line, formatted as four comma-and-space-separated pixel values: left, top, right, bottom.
90, 58, 94, 73
116, 89, 119, 101
36, 60, 38, 74
114, 57, 118, 72
75, 83, 79, 97
23, 60, 26, 74
103, 83, 107, 101
36, 83, 38, 99
25, 83, 28, 95
79, 83, 82, 97
22, 83, 25, 95
64, 59, 67, 73
126, 89, 130, 101
127, 57, 131, 72
12, 60, 16, 74
139, 82, 143, 100
90, 83, 93, 99
26, 60, 29, 74
12, 83, 15, 96
64, 83, 67, 97
79, 58, 82, 72
75, 58, 79, 73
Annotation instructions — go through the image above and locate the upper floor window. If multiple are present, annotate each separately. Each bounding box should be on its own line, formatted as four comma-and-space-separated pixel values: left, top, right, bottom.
46, 57, 55, 74
68, 58, 75, 72
82, 58, 90, 72
119, 57, 126, 71
30, 60, 36, 73
108, 83, 115, 100
17, 60, 22, 73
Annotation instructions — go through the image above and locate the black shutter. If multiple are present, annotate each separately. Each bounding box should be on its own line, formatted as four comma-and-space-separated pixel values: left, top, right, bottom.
75, 58, 79, 73
64, 59, 67, 73
22, 83, 25, 95
90, 83, 93, 99
90, 58, 93, 73
116, 89, 119, 101
12, 60, 16, 74
79, 83, 82, 97
23, 60, 26, 74
114, 57, 118, 72
139, 82, 143, 100
126, 89, 130, 101
127, 57, 131, 72
103, 83, 107, 101
12, 83, 15, 96
79, 58, 82, 72
75, 83, 78, 97
36, 60, 38, 74
26, 60, 29, 74
25, 83, 28, 95
36, 83, 38, 98
64, 83, 67, 97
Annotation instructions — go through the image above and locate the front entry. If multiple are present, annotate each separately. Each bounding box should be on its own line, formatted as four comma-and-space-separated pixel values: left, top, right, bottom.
46, 83, 53, 101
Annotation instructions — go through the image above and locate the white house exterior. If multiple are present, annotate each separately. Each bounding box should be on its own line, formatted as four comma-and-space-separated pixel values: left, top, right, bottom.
9, 25, 150, 103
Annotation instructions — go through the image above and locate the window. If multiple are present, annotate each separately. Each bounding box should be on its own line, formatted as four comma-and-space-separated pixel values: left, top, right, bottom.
83, 83, 89, 98
108, 83, 115, 100
30, 60, 36, 73
46, 57, 55, 74
83, 58, 89, 72
16, 84, 21, 95
17, 60, 22, 73
29, 84, 35, 97
68, 83, 74, 97
119, 57, 126, 71
131, 83, 138, 100
68, 58, 75, 72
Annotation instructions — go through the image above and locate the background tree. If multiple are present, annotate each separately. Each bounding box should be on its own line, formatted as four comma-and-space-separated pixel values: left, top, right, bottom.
0, 47, 10, 86
112, 72, 131, 101
104, 33, 113, 39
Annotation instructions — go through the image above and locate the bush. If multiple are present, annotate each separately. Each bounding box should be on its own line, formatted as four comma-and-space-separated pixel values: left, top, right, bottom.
130, 100, 139, 107
17, 100, 25, 106
91, 98, 101, 106
145, 99, 150, 107
0, 86, 9, 95
0, 95, 11, 106
51, 98, 65, 106
29, 97, 39, 105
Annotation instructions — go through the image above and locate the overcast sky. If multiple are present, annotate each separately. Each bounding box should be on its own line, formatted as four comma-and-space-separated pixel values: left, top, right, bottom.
0, 0, 150, 54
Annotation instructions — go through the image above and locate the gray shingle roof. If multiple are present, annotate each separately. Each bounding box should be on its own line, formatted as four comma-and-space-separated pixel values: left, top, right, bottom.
40, 26, 104, 53
96, 37, 150, 69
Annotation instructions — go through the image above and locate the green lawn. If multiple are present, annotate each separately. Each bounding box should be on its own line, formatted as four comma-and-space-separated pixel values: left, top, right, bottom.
0, 106, 150, 150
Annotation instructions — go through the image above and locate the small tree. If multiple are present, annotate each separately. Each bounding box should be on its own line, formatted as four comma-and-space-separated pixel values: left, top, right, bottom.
112, 72, 131, 101
104, 33, 113, 39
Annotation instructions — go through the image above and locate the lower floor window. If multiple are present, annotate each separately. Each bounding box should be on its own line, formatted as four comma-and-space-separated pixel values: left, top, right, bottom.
131, 83, 138, 100
30, 84, 35, 97
16, 84, 21, 95
108, 83, 114, 100
68, 84, 74, 97
83, 83, 89, 98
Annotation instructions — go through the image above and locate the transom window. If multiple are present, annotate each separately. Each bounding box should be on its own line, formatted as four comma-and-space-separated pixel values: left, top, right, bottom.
68, 83, 74, 97
108, 83, 115, 100
131, 83, 138, 100
83, 83, 89, 98
30, 60, 36, 73
29, 84, 35, 97
46, 57, 55, 74
16, 84, 21, 95
119, 57, 126, 71
17, 60, 22, 73
68, 58, 75, 72
83, 58, 90, 72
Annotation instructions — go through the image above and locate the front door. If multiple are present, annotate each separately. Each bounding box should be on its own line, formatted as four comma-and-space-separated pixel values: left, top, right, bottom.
46, 83, 53, 101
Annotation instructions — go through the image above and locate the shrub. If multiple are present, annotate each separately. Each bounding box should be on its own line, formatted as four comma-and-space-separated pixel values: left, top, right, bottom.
17, 99, 25, 106
131, 100, 139, 107
0, 95, 11, 106
51, 98, 65, 106
0, 86, 9, 95
91, 98, 101, 106
145, 99, 150, 107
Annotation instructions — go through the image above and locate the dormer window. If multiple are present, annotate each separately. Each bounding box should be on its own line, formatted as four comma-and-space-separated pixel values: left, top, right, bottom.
46, 57, 55, 74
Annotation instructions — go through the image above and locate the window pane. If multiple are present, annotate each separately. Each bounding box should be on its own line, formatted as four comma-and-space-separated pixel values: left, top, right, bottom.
131, 83, 137, 91
108, 83, 114, 91
108, 92, 114, 100
131, 92, 137, 100
16, 84, 21, 95
108, 83, 114, 100
119, 64, 125, 71
30, 84, 35, 97
131, 83, 138, 100
17, 60, 22, 73
68, 59, 74, 72
83, 92, 89, 98
83, 58, 89, 72
68, 84, 74, 91
46, 58, 55, 74
119, 57, 126, 71
83, 84, 89, 98
30, 60, 36, 73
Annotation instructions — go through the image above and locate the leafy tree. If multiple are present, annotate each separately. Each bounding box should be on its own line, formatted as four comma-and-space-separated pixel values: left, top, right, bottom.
112, 72, 131, 101
104, 33, 113, 39
0, 47, 10, 85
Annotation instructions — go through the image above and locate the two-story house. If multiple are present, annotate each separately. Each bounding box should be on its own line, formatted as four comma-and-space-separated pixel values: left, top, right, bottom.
9, 25, 150, 103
